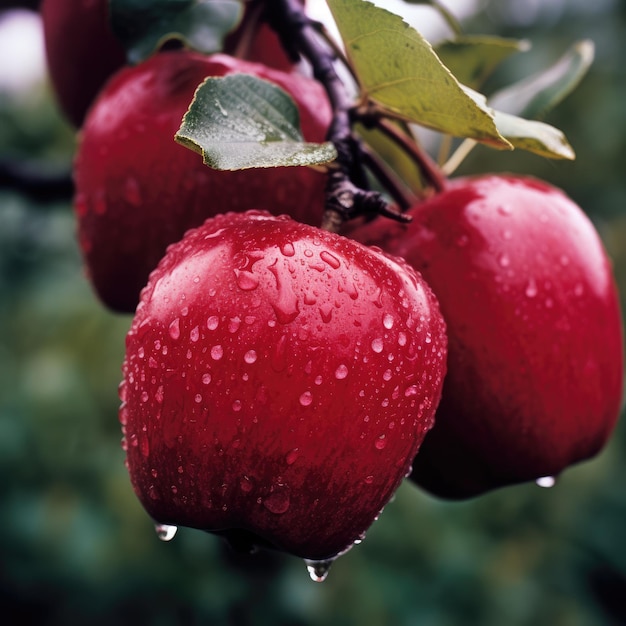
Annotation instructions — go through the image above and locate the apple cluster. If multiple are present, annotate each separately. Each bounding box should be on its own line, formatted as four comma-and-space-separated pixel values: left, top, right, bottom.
42, 0, 624, 578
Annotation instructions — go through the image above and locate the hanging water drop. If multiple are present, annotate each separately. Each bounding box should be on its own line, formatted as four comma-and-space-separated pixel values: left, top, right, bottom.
304, 558, 334, 583
155, 523, 178, 541
536, 476, 556, 488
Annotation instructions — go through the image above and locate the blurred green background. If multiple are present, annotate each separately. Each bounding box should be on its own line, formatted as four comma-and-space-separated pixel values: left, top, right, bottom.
1, 1, 625, 624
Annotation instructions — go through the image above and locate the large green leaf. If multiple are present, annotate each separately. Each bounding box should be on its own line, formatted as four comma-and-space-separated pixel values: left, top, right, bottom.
436, 36, 530, 90
489, 40, 595, 119
326, 0, 511, 149
110, 0, 243, 64
175, 74, 337, 170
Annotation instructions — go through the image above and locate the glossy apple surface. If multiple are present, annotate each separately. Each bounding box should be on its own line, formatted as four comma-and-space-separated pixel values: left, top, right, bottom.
351, 174, 624, 498
74, 50, 331, 313
41, 0, 127, 127
120, 211, 447, 560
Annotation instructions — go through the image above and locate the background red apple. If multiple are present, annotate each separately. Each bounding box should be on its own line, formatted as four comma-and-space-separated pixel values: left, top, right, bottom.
74, 50, 332, 313
352, 174, 624, 498
41, 0, 127, 127
120, 211, 447, 562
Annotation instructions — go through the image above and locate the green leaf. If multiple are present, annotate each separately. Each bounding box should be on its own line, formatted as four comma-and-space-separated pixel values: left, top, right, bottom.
175, 74, 337, 171
489, 40, 595, 120
435, 36, 531, 90
326, 0, 511, 149
110, 0, 244, 64
493, 111, 575, 160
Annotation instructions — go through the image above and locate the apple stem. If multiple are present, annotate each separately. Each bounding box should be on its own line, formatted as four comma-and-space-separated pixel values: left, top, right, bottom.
270, 0, 411, 232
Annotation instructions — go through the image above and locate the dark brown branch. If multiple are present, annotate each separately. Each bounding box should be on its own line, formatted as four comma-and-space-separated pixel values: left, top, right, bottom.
0, 159, 74, 203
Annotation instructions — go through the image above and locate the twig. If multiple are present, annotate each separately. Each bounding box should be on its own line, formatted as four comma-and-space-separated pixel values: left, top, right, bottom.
270, 0, 400, 232
0, 159, 73, 203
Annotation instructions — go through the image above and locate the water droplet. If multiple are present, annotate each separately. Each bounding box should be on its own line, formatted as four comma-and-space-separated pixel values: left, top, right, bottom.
169, 318, 181, 340
202, 373, 212, 385
383, 314, 394, 330
314, 375, 323, 385
304, 558, 334, 582
228, 317, 241, 333
286, 448, 299, 465
398, 332, 407, 347
371, 338, 384, 353
190, 326, 200, 343
319, 303, 333, 323
244, 349, 257, 364
207, 316, 219, 330
523, 279, 538, 298
211, 345, 224, 360
375, 435, 387, 450
263, 485, 290, 514
498, 253, 510, 268
299, 391, 313, 407
240, 476, 253, 493
320, 250, 340, 269
141, 391, 149, 403
404, 385, 419, 397
335, 364, 349, 380
281, 242, 295, 257
536, 476, 556, 488
232, 400, 242, 412
155, 386, 164, 403
195, 394, 202, 404
155, 523, 178, 541
235, 269, 259, 291
383, 369, 392, 381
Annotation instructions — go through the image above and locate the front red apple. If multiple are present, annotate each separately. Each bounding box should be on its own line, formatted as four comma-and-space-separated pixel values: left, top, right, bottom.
352, 175, 624, 498
74, 50, 332, 313
120, 211, 446, 563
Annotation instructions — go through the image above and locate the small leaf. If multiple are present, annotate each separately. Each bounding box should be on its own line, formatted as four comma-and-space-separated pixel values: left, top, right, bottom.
436, 36, 531, 90
326, 0, 511, 149
110, 0, 244, 64
489, 40, 595, 119
493, 111, 575, 160
175, 74, 337, 171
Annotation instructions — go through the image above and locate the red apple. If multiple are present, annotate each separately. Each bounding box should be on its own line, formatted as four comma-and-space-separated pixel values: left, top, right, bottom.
119, 211, 447, 565
74, 50, 332, 313
41, 0, 127, 127
351, 174, 624, 498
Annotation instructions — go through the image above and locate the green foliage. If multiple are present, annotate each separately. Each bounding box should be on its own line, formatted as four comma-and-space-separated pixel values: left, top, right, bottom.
1, 1, 626, 625
175, 74, 337, 170
110, 0, 243, 64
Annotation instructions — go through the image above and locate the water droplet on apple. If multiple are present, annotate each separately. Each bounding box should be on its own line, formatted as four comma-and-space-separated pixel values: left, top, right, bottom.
228, 317, 241, 333
371, 338, 384, 353
286, 448, 299, 465
168, 318, 181, 340
299, 391, 313, 407
383, 313, 394, 330
235, 269, 259, 291
263, 485, 290, 514
190, 326, 200, 343
498, 253, 510, 268
244, 350, 257, 364
335, 364, 349, 380
304, 558, 334, 582
211, 345, 224, 360
155, 523, 178, 541
375, 435, 387, 450
240, 476, 253, 492
536, 476, 556, 488
207, 315, 219, 330
525, 279, 538, 298
320, 250, 340, 269
281, 242, 295, 257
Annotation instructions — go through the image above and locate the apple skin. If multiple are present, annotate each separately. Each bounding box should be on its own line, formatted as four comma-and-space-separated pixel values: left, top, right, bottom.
119, 211, 447, 560
351, 174, 624, 498
41, 0, 127, 127
74, 50, 332, 314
